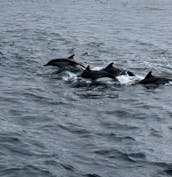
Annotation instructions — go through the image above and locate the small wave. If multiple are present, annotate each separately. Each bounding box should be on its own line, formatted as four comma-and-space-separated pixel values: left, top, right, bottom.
0, 133, 21, 144
0, 165, 53, 177
127, 152, 146, 161
60, 163, 75, 172
84, 174, 102, 177
144, 6, 164, 11
94, 149, 136, 162
86, 42, 104, 48
58, 123, 91, 135
97, 132, 136, 141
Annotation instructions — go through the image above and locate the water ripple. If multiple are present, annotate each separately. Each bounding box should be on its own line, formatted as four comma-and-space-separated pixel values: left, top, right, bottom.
1, 0, 172, 177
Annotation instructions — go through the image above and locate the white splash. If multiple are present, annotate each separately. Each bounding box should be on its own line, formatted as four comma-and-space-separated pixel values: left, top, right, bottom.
62, 71, 78, 82
116, 75, 144, 85
92, 66, 104, 71
96, 77, 115, 84
166, 81, 172, 86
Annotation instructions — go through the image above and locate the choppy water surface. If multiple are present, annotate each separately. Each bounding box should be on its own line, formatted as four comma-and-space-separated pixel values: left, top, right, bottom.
1, 0, 172, 177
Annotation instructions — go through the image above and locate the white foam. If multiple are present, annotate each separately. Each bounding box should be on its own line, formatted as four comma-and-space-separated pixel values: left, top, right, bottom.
96, 77, 115, 84
92, 66, 104, 71
166, 81, 172, 86
116, 75, 144, 85
62, 71, 78, 82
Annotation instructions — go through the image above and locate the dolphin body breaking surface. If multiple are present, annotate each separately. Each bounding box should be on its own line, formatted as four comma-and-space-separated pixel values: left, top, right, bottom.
139, 71, 172, 85
44, 54, 85, 69
102, 62, 135, 77
44, 55, 172, 88
81, 65, 116, 81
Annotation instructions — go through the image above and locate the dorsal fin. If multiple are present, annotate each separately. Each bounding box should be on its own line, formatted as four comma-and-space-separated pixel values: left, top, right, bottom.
85, 65, 90, 71
68, 54, 74, 60
105, 62, 114, 69
145, 71, 153, 79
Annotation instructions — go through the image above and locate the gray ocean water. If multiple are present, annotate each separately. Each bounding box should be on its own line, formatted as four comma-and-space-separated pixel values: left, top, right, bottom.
1, 0, 172, 177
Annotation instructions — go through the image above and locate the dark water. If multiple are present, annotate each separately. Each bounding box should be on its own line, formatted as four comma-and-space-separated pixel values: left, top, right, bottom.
1, 0, 172, 177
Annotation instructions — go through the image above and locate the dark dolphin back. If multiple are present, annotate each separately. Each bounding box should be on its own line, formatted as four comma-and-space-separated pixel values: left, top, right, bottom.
67, 54, 86, 69
145, 71, 153, 79
103, 62, 135, 77
81, 65, 116, 80
102, 62, 122, 76
44, 59, 57, 66
103, 62, 114, 72
104, 62, 114, 70
81, 65, 91, 78
139, 71, 172, 85
44, 53, 86, 69
139, 71, 153, 84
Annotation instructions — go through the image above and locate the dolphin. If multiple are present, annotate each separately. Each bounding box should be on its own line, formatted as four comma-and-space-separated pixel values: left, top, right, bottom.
81, 65, 116, 80
139, 71, 172, 85
44, 54, 85, 69
102, 62, 135, 77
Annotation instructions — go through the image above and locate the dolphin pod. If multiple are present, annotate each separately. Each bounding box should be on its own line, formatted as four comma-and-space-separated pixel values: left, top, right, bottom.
44, 54, 172, 87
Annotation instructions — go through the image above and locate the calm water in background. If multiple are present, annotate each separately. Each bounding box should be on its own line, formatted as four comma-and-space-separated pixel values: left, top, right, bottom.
0, 0, 172, 177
